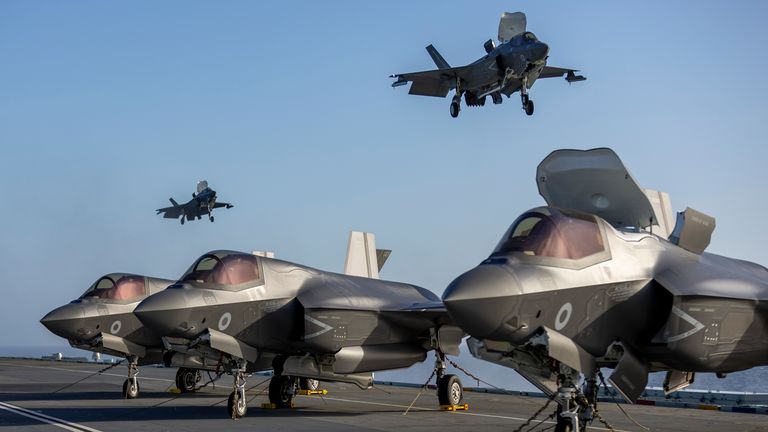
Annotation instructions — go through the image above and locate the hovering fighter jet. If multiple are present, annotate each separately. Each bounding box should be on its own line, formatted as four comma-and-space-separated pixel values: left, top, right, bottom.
391, 12, 585, 118
39, 273, 208, 398
156, 180, 233, 225
442, 148, 768, 432
134, 232, 464, 419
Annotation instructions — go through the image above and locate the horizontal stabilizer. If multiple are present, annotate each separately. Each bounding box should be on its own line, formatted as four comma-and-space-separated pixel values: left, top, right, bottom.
426, 44, 450, 69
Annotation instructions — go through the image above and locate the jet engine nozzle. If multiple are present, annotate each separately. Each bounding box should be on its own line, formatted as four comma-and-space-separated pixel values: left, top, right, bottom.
40, 304, 86, 340
442, 264, 522, 339
134, 289, 191, 338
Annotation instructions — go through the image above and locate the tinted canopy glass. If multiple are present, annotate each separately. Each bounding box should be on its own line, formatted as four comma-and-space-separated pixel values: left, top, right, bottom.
181, 251, 262, 289
81, 275, 147, 301
494, 208, 605, 260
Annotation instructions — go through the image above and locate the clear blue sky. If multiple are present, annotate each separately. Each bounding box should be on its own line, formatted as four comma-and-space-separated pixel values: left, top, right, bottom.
1, 1, 767, 353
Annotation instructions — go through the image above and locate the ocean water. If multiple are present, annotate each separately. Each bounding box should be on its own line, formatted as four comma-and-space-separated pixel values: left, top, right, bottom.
3, 345, 766, 393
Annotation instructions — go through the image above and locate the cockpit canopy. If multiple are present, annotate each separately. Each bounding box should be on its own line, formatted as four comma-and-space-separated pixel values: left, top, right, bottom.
81, 274, 147, 301
180, 251, 263, 290
493, 208, 610, 267
522, 32, 537, 41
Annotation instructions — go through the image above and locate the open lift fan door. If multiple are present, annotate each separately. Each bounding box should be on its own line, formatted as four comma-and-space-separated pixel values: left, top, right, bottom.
536, 148, 658, 230
498, 12, 527, 43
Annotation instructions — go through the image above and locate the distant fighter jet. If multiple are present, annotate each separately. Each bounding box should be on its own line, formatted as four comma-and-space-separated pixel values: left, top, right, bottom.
442, 148, 768, 432
134, 232, 464, 419
40, 273, 209, 398
391, 12, 585, 118
156, 180, 233, 225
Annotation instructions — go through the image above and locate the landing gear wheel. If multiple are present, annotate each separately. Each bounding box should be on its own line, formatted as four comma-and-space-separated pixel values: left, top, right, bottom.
210, 215, 214, 222
176, 368, 201, 393
227, 390, 247, 419
180, 218, 185, 225
299, 377, 320, 391
554, 420, 573, 432
524, 99, 534, 116
449, 101, 460, 118
269, 375, 296, 408
122, 378, 139, 399
437, 374, 463, 406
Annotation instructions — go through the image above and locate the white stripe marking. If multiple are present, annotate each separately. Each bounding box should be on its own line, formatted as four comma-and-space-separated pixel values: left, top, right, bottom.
0, 401, 103, 432
321, 396, 631, 432
6, 362, 173, 382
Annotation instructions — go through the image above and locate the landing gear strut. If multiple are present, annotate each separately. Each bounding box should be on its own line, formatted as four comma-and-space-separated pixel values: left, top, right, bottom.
553, 367, 596, 432
175, 367, 202, 393
434, 350, 463, 406
449, 77, 463, 118
520, 77, 534, 116
122, 356, 140, 399
227, 367, 247, 419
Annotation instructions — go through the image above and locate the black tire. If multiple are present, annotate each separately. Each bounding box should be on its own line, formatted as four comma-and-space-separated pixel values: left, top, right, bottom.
450, 101, 460, 118
268, 375, 296, 408
525, 99, 535, 116
437, 374, 463, 406
180, 218, 185, 225
227, 390, 247, 419
176, 368, 200, 393
299, 378, 320, 391
122, 378, 139, 399
210, 216, 214, 222
554, 419, 573, 432
478, 95, 486, 106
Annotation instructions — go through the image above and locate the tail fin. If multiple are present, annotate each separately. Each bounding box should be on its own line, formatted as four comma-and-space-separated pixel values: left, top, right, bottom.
344, 232, 391, 279
169, 198, 179, 206
426, 45, 450, 69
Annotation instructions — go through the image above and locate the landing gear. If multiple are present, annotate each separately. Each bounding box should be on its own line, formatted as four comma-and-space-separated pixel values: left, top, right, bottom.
175, 367, 201, 393
437, 374, 463, 406
228, 368, 247, 419
209, 215, 214, 222
450, 100, 460, 118
521, 77, 534, 116
180, 217, 185, 225
299, 377, 320, 391
553, 367, 596, 432
434, 349, 463, 406
491, 92, 503, 105
122, 356, 140, 399
269, 375, 297, 408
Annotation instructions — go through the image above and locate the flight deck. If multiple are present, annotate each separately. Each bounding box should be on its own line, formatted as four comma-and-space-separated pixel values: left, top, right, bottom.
1, 358, 766, 432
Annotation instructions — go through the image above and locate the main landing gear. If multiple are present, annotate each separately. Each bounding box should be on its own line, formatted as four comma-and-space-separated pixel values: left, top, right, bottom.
175, 367, 202, 393
450, 96, 461, 118
435, 350, 464, 407
122, 356, 140, 399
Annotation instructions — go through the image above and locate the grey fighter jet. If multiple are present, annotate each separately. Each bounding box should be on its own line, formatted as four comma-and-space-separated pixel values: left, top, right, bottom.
134, 232, 464, 419
156, 180, 233, 225
442, 148, 768, 432
391, 12, 585, 118
40, 273, 210, 398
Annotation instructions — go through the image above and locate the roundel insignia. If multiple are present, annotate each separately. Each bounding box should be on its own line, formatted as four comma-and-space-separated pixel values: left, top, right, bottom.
110, 320, 122, 335
218, 312, 232, 331
555, 303, 572, 331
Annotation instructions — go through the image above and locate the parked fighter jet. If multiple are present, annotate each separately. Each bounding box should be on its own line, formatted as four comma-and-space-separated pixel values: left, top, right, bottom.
391, 12, 585, 118
39, 273, 208, 398
442, 148, 768, 432
134, 232, 464, 419
156, 180, 233, 225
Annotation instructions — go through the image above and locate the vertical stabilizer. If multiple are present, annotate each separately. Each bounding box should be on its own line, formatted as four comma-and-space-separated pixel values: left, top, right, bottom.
344, 232, 379, 279
643, 189, 674, 238
425, 45, 450, 69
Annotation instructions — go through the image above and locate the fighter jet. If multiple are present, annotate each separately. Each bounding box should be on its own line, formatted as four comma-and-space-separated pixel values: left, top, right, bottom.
39, 273, 210, 398
156, 180, 233, 225
134, 232, 464, 419
442, 148, 768, 432
391, 12, 585, 118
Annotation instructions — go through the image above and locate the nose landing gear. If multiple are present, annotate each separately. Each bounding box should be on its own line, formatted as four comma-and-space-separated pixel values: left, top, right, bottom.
227, 368, 248, 419
122, 356, 140, 399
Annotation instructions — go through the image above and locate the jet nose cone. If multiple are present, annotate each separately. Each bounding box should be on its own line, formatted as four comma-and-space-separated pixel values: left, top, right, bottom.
40, 304, 85, 339
134, 290, 190, 337
443, 264, 522, 339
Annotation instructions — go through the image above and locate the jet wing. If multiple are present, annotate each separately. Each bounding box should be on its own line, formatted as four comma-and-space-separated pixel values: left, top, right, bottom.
391, 66, 472, 98
156, 205, 183, 219
212, 202, 233, 209
538, 66, 586, 82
